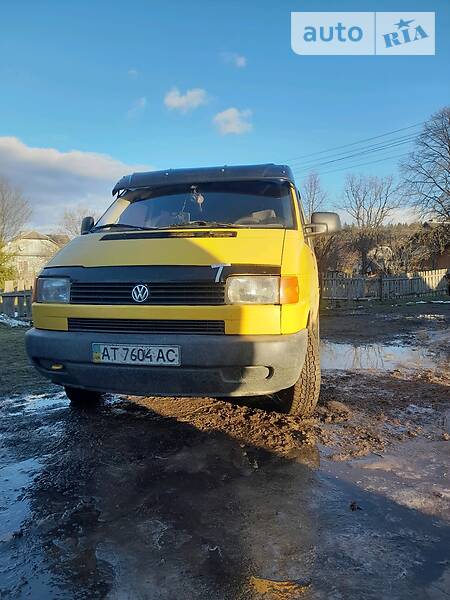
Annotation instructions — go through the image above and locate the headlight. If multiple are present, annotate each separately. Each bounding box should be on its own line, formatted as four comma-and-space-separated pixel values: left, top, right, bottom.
36, 278, 70, 303
225, 275, 299, 304
226, 276, 279, 304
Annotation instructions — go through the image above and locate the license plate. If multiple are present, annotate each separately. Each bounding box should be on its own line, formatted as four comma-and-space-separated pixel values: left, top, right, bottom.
92, 343, 180, 366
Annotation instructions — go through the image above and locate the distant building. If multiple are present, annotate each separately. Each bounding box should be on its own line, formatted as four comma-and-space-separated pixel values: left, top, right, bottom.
6, 231, 69, 279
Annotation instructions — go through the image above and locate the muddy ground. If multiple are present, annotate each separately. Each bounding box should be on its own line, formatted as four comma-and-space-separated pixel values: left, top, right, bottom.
0, 301, 449, 599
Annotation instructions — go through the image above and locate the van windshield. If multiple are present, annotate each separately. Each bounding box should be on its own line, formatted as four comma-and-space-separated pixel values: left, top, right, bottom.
94, 180, 295, 230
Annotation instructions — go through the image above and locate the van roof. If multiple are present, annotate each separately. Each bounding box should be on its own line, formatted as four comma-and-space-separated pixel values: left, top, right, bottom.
112, 164, 295, 195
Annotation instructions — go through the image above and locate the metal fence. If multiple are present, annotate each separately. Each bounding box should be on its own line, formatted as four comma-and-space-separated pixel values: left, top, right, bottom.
321, 269, 449, 301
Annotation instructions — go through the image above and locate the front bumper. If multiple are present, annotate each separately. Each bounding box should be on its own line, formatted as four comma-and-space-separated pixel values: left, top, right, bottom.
26, 328, 308, 397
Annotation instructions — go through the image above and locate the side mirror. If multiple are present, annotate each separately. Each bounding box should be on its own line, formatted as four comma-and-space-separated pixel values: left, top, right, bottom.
80, 216, 94, 235
306, 212, 341, 237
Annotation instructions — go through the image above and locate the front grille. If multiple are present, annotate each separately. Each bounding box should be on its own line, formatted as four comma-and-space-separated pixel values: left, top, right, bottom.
67, 318, 225, 335
70, 282, 225, 305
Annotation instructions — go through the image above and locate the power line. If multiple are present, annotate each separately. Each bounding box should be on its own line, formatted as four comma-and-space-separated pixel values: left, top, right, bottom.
292, 151, 410, 179
293, 134, 416, 173
282, 121, 423, 164
289, 132, 417, 169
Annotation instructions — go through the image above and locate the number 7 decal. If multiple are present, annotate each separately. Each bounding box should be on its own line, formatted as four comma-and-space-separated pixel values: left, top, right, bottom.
211, 263, 231, 283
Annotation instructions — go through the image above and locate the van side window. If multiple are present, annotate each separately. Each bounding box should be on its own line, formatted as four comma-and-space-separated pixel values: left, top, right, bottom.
296, 189, 314, 248
295, 189, 306, 225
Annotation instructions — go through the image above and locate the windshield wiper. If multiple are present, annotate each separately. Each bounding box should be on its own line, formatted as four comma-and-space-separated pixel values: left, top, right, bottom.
91, 221, 245, 232
91, 223, 158, 232
166, 221, 244, 229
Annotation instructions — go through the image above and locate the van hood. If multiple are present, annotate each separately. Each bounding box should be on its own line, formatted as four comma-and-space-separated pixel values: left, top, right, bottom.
46, 229, 286, 268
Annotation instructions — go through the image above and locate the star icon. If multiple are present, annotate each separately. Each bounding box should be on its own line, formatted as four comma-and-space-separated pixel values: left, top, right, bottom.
395, 18, 415, 29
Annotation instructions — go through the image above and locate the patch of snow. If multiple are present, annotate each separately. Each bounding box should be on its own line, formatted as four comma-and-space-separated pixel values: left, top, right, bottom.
0, 314, 30, 327
412, 314, 445, 321
404, 299, 450, 305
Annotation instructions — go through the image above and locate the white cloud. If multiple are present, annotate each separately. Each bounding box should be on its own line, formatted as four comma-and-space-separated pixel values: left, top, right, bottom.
221, 52, 247, 68
213, 108, 252, 135
164, 87, 208, 113
0, 137, 151, 230
127, 68, 139, 78
127, 96, 147, 118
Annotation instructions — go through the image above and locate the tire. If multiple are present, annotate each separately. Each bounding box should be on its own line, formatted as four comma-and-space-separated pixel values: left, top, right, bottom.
275, 326, 321, 417
65, 386, 103, 406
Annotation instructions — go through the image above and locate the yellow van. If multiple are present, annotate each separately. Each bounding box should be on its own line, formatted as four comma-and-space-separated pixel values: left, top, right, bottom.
26, 164, 340, 416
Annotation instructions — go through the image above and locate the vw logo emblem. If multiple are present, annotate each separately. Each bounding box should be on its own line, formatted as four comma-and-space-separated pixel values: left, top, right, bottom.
131, 284, 149, 303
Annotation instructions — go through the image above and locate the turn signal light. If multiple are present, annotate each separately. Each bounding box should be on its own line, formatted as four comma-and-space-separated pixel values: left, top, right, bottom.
280, 276, 299, 304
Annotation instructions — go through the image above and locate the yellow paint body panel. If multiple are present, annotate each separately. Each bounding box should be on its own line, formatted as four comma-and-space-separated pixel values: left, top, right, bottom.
47, 229, 285, 268
32, 303, 281, 335
280, 230, 319, 334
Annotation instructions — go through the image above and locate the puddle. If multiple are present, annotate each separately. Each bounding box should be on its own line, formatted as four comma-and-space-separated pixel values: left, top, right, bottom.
1, 391, 69, 415
320, 341, 439, 372
322, 436, 450, 520
0, 457, 41, 541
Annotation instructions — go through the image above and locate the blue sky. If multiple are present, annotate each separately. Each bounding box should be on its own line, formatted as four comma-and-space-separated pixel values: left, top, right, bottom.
0, 0, 449, 227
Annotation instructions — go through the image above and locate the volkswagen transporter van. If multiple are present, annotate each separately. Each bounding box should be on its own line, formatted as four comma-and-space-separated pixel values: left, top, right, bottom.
26, 164, 340, 416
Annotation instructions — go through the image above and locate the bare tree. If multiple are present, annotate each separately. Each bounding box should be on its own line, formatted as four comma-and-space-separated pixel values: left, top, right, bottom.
0, 243, 15, 287
313, 233, 342, 274
401, 106, 450, 221
58, 205, 101, 238
342, 174, 401, 274
300, 172, 343, 275
301, 171, 327, 220
0, 177, 32, 242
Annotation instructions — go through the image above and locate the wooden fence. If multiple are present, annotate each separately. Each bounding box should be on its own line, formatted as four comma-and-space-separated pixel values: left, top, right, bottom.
0, 279, 33, 319
0, 290, 32, 319
322, 269, 449, 301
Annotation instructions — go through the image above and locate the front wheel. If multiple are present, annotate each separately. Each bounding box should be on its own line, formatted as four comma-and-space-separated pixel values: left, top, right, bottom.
275, 327, 321, 417
65, 386, 103, 406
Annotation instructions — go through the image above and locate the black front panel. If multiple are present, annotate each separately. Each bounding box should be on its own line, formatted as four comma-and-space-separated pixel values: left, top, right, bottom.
68, 318, 225, 335
70, 282, 225, 305
41, 264, 281, 306
42, 264, 280, 282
